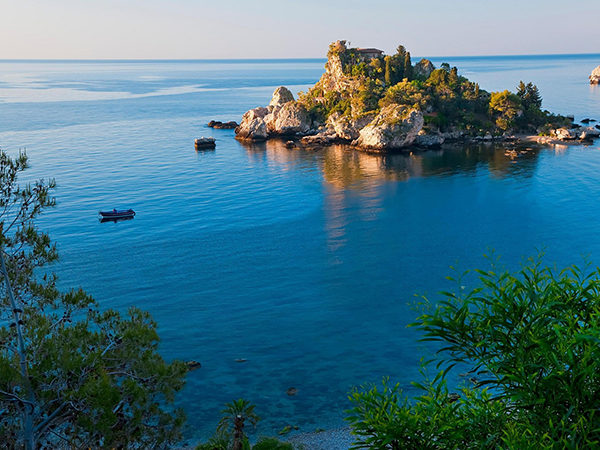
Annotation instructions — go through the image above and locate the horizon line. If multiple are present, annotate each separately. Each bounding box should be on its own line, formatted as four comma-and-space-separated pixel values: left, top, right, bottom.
1, 52, 599, 63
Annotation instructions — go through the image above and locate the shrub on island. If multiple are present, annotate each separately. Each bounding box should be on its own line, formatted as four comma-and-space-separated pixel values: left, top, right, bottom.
237, 40, 571, 149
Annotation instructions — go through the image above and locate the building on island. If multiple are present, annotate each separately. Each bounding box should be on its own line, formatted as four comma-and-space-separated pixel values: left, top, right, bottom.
356, 48, 384, 60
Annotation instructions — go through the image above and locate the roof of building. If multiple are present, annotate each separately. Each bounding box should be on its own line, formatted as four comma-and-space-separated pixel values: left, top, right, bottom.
356, 48, 384, 54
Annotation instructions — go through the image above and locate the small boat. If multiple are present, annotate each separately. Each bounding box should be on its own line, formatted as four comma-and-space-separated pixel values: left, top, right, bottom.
195, 137, 216, 150
98, 209, 136, 220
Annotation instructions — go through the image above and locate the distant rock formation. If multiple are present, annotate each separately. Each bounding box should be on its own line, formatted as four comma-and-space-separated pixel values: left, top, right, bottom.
590, 66, 600, 85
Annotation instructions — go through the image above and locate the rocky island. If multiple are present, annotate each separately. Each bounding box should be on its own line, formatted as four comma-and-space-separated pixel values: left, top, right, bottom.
590, 65, 600, 85
236, 41, 598, 151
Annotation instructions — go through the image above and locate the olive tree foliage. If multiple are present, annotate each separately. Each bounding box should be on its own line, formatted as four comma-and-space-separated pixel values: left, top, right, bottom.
347, 256, 600, 449
0, 150, 187, 448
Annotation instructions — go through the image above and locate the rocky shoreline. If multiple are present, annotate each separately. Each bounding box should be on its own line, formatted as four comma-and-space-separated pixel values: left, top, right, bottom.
235, 86, 599, 152
233, 41, 600, 153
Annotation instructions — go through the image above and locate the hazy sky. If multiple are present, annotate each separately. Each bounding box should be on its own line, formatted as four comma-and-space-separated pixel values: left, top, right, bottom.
1, 0, 599, 59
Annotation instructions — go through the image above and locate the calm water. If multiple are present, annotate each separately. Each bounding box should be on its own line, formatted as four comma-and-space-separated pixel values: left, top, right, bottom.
1, 54, 599, 441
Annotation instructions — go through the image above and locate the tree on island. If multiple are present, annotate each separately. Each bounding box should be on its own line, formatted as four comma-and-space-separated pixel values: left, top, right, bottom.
299, 41, 569, 136
0, 150, 187, 448
489, 90, 523, 130
517, 80, 542, 109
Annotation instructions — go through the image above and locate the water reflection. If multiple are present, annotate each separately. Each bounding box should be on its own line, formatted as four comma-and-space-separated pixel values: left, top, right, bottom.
239, 139, 545, 189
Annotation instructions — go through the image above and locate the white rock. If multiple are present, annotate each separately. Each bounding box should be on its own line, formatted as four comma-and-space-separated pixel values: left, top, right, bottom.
269, 86, 295, 107
580, 126, 600, 140
273, 102, 311, 135
235, 107, 269, 140
590, 66, 600, 85
554, 128, 577, 140
327, 112, 375, 141
355, 105, 424, 150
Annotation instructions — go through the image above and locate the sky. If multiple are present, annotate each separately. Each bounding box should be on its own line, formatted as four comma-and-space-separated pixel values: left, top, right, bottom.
1, 0, 599, 59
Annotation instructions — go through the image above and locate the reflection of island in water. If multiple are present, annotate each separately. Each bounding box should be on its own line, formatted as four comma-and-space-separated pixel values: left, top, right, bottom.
239, 139, 548, 189
239, 139, 560, 253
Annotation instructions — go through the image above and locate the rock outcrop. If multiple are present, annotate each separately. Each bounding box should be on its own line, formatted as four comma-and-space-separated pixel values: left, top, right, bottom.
415, 131, 445, 148
235, 40, 592, 151
236, 87, 425, 150
550, 126, 600, 141
235, 89, 312, 140
270, 86, 295, 106
355, 105, 424, 150
327, 112, 375, 141
414, 59, 435, 79
235, 107, 269, 140
579, 126, 600, 140
208, 120, 238, 129
590, 66, 600, 85
272, 102, 311, 135
554, 128, 577, 140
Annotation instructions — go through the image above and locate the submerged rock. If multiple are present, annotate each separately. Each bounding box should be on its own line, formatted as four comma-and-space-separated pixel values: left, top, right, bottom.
186, 360, 202, 370
286, 387, 298, 396
590, 66, 600, 85
355, 105, 424, 150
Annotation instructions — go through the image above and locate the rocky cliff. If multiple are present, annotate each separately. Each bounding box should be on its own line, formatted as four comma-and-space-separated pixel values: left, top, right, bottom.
235, 87, 312, 141
235, 41, 582, 151
235, 40, 429, 150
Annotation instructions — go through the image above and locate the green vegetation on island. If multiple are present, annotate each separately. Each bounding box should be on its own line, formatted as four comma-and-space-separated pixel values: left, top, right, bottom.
298, 40, 567, 136
236, 40, 585, 150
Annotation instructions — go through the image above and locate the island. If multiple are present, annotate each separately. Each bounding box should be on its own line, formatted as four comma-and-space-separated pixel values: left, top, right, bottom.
591, 65, 600, 85
236, 41, 599, 151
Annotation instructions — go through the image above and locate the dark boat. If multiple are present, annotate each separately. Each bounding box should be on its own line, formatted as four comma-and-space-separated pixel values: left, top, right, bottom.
98, 209, 136, 220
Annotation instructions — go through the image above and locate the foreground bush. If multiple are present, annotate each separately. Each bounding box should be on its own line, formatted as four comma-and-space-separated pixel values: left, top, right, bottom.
347, 257, 600, 448
0, 150, 187, 448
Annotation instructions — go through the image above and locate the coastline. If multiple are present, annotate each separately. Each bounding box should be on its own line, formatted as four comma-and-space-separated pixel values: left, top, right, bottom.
285, 427, 354, 450
235, 132, 599, 156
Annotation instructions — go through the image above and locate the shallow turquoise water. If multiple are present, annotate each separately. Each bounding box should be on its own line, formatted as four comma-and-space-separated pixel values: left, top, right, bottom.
0, 55, 599, 440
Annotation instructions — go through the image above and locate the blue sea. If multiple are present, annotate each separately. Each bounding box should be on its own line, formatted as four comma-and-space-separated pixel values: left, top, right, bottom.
0, 54, 599, 441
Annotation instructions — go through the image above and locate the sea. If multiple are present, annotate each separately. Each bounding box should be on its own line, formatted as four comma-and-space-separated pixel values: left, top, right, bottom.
0, 54, 599, 442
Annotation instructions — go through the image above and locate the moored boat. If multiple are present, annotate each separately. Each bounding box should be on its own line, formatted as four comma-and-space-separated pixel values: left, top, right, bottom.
98, 208, 136, 219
